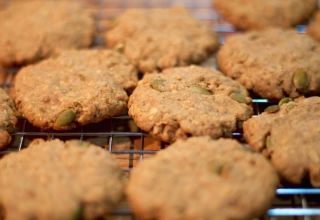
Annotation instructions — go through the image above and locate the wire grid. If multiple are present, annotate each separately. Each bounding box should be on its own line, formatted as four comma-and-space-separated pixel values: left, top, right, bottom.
1, 0, 320, 219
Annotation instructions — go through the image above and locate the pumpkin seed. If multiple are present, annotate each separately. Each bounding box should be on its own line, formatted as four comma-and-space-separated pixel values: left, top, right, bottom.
190, 86, 212, 95
56, 109, 76, 126
278, 97, 292, 106
293, 69, 309, 93
230, 93, 250, 104
151, 79, 165, 92
264, 105, 280, 113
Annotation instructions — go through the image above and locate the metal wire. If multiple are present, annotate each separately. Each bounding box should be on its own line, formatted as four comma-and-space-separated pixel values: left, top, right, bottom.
1, 0, 320, 219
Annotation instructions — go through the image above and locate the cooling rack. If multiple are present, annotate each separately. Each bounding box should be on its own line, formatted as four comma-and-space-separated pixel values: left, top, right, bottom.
1, 0, 320, 219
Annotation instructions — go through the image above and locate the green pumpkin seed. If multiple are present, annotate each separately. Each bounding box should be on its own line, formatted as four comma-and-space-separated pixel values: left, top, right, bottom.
208, 162, 222, 175
242, 144, 255, 153
278, 97, 292, 106
239, 53, 248, 63
151, 79, 165, 92
266, 135, 272, 148
264, 105, 280, 113
56, 109, 76, 126
66, 140, 90, 147
250, 34, 259, 40
287, 104, 295, 111
293, 69, 309, 93
230, 93, 250, 104
116, 43, 125, 53
71, 205, 82, 220
79, 75, 85, 81
190, 86, 212, 95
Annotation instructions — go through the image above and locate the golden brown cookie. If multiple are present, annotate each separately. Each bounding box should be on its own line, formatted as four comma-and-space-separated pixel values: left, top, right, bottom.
218, 28, 320, 100
128, 65, 253, 143
0, 1, 95, 67
307, 11, 320, 42
50, 49, 138, 92
0, 88, 17, 150
214, 0, 318, 30
105, 6, 219, 73
127, 136, 279, 220
13, 55, 128, 131
0, 138, 126, 220
243, 96, 320, 187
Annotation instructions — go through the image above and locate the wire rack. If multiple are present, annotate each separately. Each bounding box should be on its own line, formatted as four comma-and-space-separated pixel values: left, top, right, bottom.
1, 0, 320, 219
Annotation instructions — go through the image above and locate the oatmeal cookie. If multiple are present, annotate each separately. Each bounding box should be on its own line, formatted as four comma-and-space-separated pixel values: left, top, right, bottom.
213, 0, 318, 30
0, 88, 17, 150
0, 1, 95, 67
0, 138, 126, 220
13, 56, 128, 131
105, 6, 218, 73
128, 65, 253, 143
127, 137, 279, 220
48, 49, 138, 92
243, 96, 320, 187
218, 28, 320, 100
307, 11, 320, 42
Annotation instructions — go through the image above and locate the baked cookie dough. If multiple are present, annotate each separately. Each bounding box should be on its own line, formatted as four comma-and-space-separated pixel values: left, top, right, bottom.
127, 136, 279, 220
243, 96, 320, 187
0, 1, 95, 67
49, 49, 138, 92
0, 88, 17, 150
0, 138, 126, 220
128, 65, 253, 143
214, 0, 318, 30
105, 6, 219, 73
218, 28, 320, 100
307, 11, 320, 42
13, 55, 128, 131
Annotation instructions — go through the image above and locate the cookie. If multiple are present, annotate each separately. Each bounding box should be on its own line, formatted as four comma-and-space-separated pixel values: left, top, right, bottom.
0, 88, 17, 150
218, 28, 320, 100
105, 6, 219, 73
13, 55, 128, 131
0, 138, 126, 220
307, 11, 320, 42
0, 1, 95, 67
128, 65, 253, 143
50, 49, 138, 92
126, 136, 279, 220
243, 96, 320, 187
213, 0, 318, 30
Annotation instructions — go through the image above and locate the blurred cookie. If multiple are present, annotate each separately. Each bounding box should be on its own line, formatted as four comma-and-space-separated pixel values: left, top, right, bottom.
0, 1, 95, 67
51, 49, 138, 92
307, 11, 320, 42
127, 137, 279, 220
243, 96, 320, 187
105, 6, 218, 73
0, 138, 126, 220
218, 28, 320, 100
0, 88, 17, 150
128, 65, 253, 143
13, 55, 128, 131
214, 0, 318, 30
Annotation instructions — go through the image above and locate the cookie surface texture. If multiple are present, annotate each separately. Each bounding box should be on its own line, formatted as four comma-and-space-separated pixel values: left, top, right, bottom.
0, 139, 126, 220
218, 28, 320, 100
307, 11, 320, 42
0, 88, 17, 150
13, 55, 128, 131
243, 96, 320, 187
105, 6, 219, 73
127, 136, 279, 220
0, 1, 95, 67
128, 65, 253, 143
50, 49, 138, 92
213, 0, 318, 30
